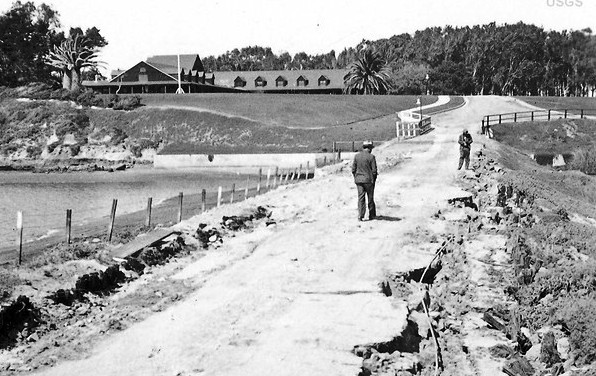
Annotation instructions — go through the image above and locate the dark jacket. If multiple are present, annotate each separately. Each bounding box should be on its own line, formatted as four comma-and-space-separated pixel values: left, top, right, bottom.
458, 133, 473, 149
352, 151, 378, 184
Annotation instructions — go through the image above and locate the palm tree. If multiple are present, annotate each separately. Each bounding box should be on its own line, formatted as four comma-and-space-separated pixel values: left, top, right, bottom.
47, 34, 102, 91
343, 49, 392, 94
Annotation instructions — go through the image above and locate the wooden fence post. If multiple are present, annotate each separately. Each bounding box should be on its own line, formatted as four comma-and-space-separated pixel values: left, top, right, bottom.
548, 109, 551, 120
177, 192, 183, 223
217, 186, 222, 207
298, 164, 302, 179
306, 161, 310, 178
499, 114, 502, 124
564, 109, 568, 119
531, 111, 534, 121
17, 211, 23, 265
66, 209, 72, 244
580, 109, 584, 119
266, 167, 271, 189
244, 176, 249, 200
352, 141, 355, 152
285, 170, 290, 184
146, 198, 152, 227
201, 189, 206, 212
514, 113, 517, 122
323, 156, 327, 165
107, 199, 117, 242
230, 183, 236, 204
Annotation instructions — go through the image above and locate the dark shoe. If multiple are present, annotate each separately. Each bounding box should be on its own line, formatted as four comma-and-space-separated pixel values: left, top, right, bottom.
369, 215, 376, 220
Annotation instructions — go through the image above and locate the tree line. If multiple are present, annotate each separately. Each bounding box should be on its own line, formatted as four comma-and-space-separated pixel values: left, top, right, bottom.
203, 23, 596, 96
1, 1, 594, 96
0, 1, 106, 90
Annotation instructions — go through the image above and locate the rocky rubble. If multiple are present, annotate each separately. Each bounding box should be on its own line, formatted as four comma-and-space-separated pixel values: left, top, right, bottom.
356, 147, 596, 375
194, 206, 273, 248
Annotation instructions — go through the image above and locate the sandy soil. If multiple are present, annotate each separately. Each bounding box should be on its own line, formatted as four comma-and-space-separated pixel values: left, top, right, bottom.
6, 95, 534, 376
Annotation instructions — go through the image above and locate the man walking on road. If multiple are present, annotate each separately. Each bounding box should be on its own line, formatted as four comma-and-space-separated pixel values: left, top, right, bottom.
458, 129, 473, 170
352, 140, 377, 221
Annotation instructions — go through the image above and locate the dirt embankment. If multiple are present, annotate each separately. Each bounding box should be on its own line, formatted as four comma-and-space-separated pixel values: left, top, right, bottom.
353, 140, 596, 375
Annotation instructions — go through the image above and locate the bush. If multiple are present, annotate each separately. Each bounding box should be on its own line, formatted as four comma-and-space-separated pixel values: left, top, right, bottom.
108, 94, 143, 111
46, 141, 59, 154
129, 138, 159, 157
109, 127, 128, 145
55, 110, 90, 137
558, 297, 596, 365
26, 145, 42, 158
69, 144, 81, 156
75, 89, 104, 107
570, 147, 596, 175
0, 144, 19, 156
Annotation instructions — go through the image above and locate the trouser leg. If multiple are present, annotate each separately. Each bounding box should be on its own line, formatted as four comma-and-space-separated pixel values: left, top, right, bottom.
459, 148, 469, 170
463, 149, 470, 169
365, 183, 376, 218
356, 183, 366, 219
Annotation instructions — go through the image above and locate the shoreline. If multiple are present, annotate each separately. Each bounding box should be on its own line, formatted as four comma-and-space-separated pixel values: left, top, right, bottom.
0, 173, 308, 265
0, 158, 141, 173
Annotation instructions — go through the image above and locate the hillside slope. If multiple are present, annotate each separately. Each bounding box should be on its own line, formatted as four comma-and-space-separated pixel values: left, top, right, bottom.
0, 92, 446, 163
139, 93, 438, 128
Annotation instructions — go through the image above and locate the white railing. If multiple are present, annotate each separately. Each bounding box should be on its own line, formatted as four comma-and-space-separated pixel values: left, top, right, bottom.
396, 110, 432, 139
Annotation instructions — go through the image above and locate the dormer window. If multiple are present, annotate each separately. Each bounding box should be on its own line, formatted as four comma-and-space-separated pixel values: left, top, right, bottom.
234, 76, 247, 88
297, 75, 309, 87
276, 76, 288, 87
318, 75, 330, 86
255, 76, 267, 87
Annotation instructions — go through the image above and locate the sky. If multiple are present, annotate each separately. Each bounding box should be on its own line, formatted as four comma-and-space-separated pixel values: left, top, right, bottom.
2, 0, 596, 75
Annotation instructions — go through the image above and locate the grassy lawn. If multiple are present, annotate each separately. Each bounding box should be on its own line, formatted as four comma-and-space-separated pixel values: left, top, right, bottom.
136, 93, 438, 128
492, 118, 596, 155
86, 95, 466, 155
515, 96, 596, 112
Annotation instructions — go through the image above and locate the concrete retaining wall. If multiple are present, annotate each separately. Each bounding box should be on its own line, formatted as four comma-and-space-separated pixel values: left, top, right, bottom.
154, 152, 357, 170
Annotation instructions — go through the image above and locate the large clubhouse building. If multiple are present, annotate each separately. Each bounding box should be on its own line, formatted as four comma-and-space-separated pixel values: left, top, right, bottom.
83, 54, 349, 94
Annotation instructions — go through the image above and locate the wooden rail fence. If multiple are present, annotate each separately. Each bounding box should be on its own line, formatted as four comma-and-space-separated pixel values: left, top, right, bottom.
481, 108, 596, 136
8, 160, 346, 265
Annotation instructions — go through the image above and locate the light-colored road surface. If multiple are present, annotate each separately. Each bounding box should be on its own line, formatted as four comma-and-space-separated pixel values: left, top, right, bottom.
36, 96, 534, 376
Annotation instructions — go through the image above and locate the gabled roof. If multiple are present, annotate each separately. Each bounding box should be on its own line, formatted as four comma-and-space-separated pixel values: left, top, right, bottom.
109, 61, 179, 83
146, 54, 204, 74
214, 69, 348, 91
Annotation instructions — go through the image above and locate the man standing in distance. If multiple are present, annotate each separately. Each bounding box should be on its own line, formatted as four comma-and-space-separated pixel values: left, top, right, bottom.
458, 129, 473, 170
352, 140, 378, 221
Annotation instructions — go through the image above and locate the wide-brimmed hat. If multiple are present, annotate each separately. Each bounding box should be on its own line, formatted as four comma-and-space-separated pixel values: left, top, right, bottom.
363, 140, 374, 149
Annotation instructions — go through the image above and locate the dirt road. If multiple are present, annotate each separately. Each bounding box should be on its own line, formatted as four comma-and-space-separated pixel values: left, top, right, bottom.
34, 96, 535, 376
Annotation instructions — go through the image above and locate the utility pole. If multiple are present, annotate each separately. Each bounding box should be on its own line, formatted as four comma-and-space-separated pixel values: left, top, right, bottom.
176, 54, 184, 94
